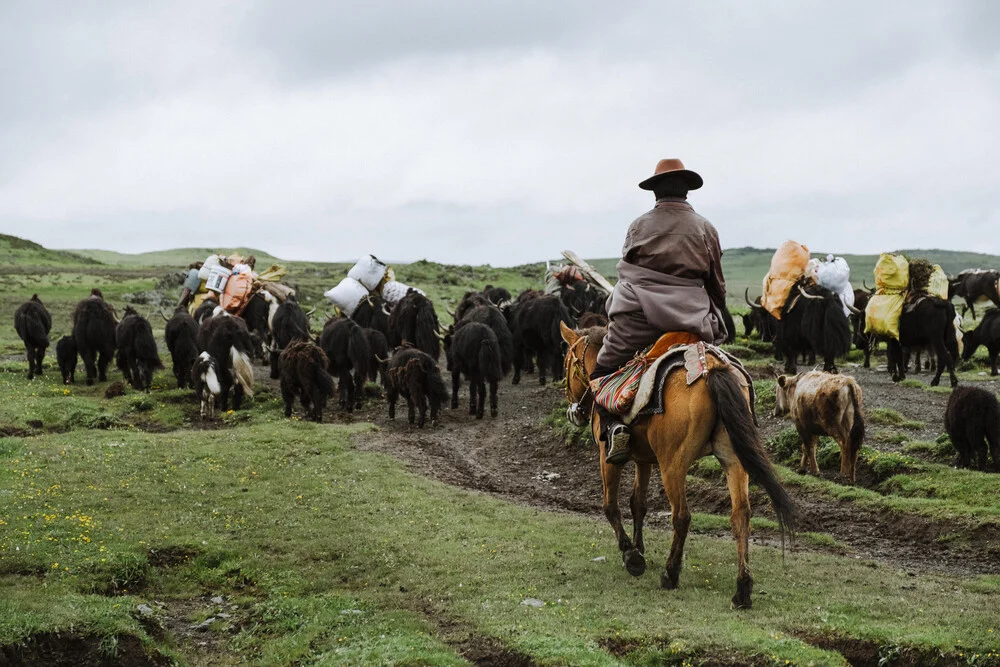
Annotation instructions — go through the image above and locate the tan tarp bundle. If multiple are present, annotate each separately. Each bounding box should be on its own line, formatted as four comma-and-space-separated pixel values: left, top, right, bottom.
928, 266, 949, 300
760, 241, 810, 319
865, 254, 907, 340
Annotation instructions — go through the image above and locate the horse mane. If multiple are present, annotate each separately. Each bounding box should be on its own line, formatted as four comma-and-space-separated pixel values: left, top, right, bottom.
579, 326, 608, 347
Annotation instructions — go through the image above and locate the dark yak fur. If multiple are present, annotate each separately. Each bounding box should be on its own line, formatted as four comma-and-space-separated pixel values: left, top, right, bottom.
14, 294, 52, 379
191, 352, 221, 419
192, 297, 219, 324
319, 317, 371, 412
446, 322, 504, 419
508, 295, 573, 385
742, 289, 777, 343
962, 308, 1000, 375
945, 386, 1000, 471
56, 335, 78, 384
850, 289, 877, 368
239, 292, 273, 361
388, 290, 441, 360
576, 312, 609, 329
196, 315, 255, 410
73, 289, 118, 385
559, 281, 607, 322
949, 270, 1000, 319
386, 345, 449, 428
454, 291, 491, 324
351, 294, 390, 336
115, 306, 163, 391
773, 282, 851, 374
165, 305, 199, 389
514, 289, 543, 304
888, 296, 959, 387
363, 327, 390, 386
280, 340, 336, 422
269, 298, 310, 379
482, 285, 512, 307
453, 304, 513, 375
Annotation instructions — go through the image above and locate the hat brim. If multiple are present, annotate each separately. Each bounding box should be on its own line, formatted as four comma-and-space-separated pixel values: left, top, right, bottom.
638, 169, 703, 191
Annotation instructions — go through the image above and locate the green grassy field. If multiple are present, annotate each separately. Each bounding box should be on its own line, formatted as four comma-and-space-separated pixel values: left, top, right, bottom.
3, 235, 1000, 665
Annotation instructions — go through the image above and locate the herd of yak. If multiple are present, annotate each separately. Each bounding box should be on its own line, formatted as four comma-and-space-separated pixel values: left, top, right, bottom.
10, 283, 590, 428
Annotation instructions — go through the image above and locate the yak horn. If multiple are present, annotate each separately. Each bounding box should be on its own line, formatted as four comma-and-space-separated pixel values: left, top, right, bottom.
846, 303, 862, 315
797, 286, 824, 300
375, 354, 389, 363
304, 307, 317, 318
446, 307, 456, 319
158, 310, 170, 322
863, 279, 875, 293
744, 288, 763, 309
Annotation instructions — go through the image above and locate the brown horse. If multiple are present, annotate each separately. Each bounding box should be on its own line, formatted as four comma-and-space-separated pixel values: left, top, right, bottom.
560, 322, 794, 609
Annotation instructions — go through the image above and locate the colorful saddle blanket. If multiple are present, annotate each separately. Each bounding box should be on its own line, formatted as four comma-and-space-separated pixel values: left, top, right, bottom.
590, 335, 756, 425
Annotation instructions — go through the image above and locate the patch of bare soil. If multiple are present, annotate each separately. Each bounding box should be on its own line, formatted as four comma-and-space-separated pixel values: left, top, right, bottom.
346, 366, 1000, 577
0, 633, 169, 667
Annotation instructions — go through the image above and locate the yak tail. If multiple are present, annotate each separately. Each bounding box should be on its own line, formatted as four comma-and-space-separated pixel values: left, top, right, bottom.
847, 382, 865, 463
824, 300, 852, 357
479, 337, 504, 381
205, 363, 222, 396
137, 329, 164, 369
24, 313, 50, 348
707, 367, 796, 547
414, 303, 440, 360
231, 346, 255, 397
348, 325, 371, 380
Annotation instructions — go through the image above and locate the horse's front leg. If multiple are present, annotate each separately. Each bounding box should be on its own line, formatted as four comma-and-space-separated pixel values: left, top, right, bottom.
597, 423, 642, 576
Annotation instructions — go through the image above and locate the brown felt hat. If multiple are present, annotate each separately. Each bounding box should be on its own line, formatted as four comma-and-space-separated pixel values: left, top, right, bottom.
638, 158, 703, 191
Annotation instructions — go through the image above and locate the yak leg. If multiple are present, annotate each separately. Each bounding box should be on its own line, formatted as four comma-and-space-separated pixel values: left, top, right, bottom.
81, 350, 97, 386
25, 344, 36, 380
451, 370, 461, 409
476, 378, 486, 419
929, 338, 957, 387
887, 340, 904, 382
489, 378, 498, 418
629, 463, 652, 556
340, 371, 354, 412
406, 395, 416, 424
537, 349, 547, 386
387, 386, 398, 420
511, 343, 523, 385
281, 382, 294, 417
97, 349, 111, 382
799, 432, 820, 476
354, 373, 365, 409
989, 345, 1000, 376
838, 436, 857, 483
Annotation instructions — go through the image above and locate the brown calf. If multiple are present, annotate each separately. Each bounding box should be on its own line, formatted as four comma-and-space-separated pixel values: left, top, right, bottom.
774, 371, 865, 483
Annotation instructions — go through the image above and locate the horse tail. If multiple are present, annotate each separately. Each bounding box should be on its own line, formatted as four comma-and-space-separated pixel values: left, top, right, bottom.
707, 367, 796, 542
230, 346, 255, 397
847, 381, 865, 463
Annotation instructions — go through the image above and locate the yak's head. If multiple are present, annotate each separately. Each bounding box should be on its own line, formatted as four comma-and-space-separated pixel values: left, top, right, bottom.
773, 373, 801, 418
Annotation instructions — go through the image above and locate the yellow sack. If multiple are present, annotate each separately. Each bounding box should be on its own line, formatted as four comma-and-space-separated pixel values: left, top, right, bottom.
760, 240, 810, 320
874, 253, 908, 292
257, 264, 287, 283
865, 293, 905, 340
928, 265, 949, 300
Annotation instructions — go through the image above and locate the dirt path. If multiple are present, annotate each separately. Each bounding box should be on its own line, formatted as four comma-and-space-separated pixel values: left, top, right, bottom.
342, 365, 1000, 578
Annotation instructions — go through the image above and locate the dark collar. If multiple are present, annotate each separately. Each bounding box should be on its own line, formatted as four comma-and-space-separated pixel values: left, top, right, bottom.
654, 196, 692, 210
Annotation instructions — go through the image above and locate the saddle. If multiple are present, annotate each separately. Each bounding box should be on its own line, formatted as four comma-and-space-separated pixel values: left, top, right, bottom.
590, 333, 757, 426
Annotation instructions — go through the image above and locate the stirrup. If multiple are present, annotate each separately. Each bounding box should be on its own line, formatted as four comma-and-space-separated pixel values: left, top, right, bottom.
605, 423, 631, 465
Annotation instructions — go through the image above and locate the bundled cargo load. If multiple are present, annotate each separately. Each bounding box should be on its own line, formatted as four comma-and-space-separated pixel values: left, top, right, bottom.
928, 265, 949, 301
865, 253, 908, 340
348, 255, 390, 291
324, 277, 369, 317
760, 241, 810, 319
205, 263, 232, 294
814, 254, 854, 316
221, 271, 255, 314
382, 280, 425, 305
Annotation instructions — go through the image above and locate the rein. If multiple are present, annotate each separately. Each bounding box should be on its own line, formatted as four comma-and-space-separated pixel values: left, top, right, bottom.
565, 335, 594, 411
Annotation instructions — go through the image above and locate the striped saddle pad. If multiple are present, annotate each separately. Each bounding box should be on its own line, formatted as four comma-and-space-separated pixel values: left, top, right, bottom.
590, 332, 700, 416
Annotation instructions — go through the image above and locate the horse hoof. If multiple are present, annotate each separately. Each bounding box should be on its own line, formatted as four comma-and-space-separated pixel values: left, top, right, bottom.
731, 597, 753, 610
623, 549, 646, 577
660, 571, 678, 590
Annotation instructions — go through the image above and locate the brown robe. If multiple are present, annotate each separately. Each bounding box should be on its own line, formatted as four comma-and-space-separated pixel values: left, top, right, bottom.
596, 196, 728, 371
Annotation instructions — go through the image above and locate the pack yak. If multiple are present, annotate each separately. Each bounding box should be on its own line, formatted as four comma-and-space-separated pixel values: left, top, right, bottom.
445, 322, 504, 419
115, 306, 163, 391
388, 290, 441, 360
386, 345, 449, 428
280, 340, 336, 422
269, 297, 310, 379
72, 289, 118, 385
164, 306, 199, 389
14, 294, 52, 380
949, 269, 1000, 319
771, 283, 852, 374
888, 296, 959, 387
319, 316, 371, 413
196, 314, 255, 411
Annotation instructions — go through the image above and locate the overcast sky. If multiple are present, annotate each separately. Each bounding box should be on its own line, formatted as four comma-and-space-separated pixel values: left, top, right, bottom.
1, 2, 998, 265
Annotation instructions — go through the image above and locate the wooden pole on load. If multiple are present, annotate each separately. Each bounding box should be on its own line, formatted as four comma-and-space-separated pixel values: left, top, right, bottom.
561, 250, 615, 294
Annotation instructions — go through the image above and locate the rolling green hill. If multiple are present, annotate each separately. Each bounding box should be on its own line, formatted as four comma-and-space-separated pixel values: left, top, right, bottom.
0, 235, 100, 267
71, 247, 283, 267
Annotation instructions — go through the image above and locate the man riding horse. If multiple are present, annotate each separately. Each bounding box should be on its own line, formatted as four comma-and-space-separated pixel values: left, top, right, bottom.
588, 158, 729, 464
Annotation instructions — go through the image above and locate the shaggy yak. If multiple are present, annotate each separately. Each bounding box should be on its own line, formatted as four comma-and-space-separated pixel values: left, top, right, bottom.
164, 306, 199, 389
72, 289, 118, 385
363, 327, 390, 387
445, 322, 504, 419
961, 308, 1000, 376
482, 285, 512, 307
56, 335, 78, 384
452, 291, 491, 324
507, 294, 572, 385
774, 371, 865, 483
351, 294, 390, 336
14, 294, 52, 379
196, 315, 255, 411
191, 352, 221, 419
318, 317, 371, 412
386, 345, 449, 428
240, 290, 278, 360
115, 306, 163, 391
451, 304, 513, 375
280, 340, 336, 422
269, 297, 310, 379
192, 296, 219, 324
388, 290, 441, 360
945, 386, 1000, 471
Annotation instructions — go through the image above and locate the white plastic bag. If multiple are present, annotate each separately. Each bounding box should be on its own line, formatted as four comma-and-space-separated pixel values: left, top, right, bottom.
816, 256, 851, 294
348, 255, 389, 291
382, 280, 424, 305
324, 278, 369, 317
198, 254, 223, 281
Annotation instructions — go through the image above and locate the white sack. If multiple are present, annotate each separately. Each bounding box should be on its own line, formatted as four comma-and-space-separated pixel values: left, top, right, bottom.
324, 277, 369, 317
382, 280, 424, 305
348, 255, 389, 291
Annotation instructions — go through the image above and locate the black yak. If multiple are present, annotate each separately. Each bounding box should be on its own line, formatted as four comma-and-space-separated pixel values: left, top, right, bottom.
115, 306, 163, 391
949, 269, 1000, 319
269, 298, 310, 379
388, 290, 441, 360
961, 308, 1000, 375
192, 296, 220, 324
773, 283, 852, 374
164, 306, 199, 389
453, 291, 491, 323
240, 290, 278, 361
319, 317, 371, 412
888, 296, 959, 387
446, 322, 504, 419
508, 295, 572, 385
742, 289, 778, 343
56, 335, 77, 384
945, 386, 1000, 471
351, 294, 390, 336
280, 340, 336, 422
483, 285, 512, 307
363, 327, 390, 386
191, 352, 221, 419
452, 304, 513, 375
14, 294, 52, 380
72, 289, 118, 385
576, 312, 609, 329
386, 345, 449, 428
196, 315, 255, 410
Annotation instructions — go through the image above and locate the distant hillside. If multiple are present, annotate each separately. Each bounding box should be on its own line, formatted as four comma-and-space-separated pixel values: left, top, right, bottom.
71, 247, 283, 267
0, 234, 100, 267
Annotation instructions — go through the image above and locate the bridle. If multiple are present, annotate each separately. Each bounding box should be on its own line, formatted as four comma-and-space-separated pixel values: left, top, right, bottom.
564, 335, 594, 414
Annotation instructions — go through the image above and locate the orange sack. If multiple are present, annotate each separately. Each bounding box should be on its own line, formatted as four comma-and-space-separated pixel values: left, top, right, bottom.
760, 240, 810, 320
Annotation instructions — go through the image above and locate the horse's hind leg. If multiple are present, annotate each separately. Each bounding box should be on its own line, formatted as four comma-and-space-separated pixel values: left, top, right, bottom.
722, 455, 753, 609
630, 463, 652, 557
659, 465, 691, 590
